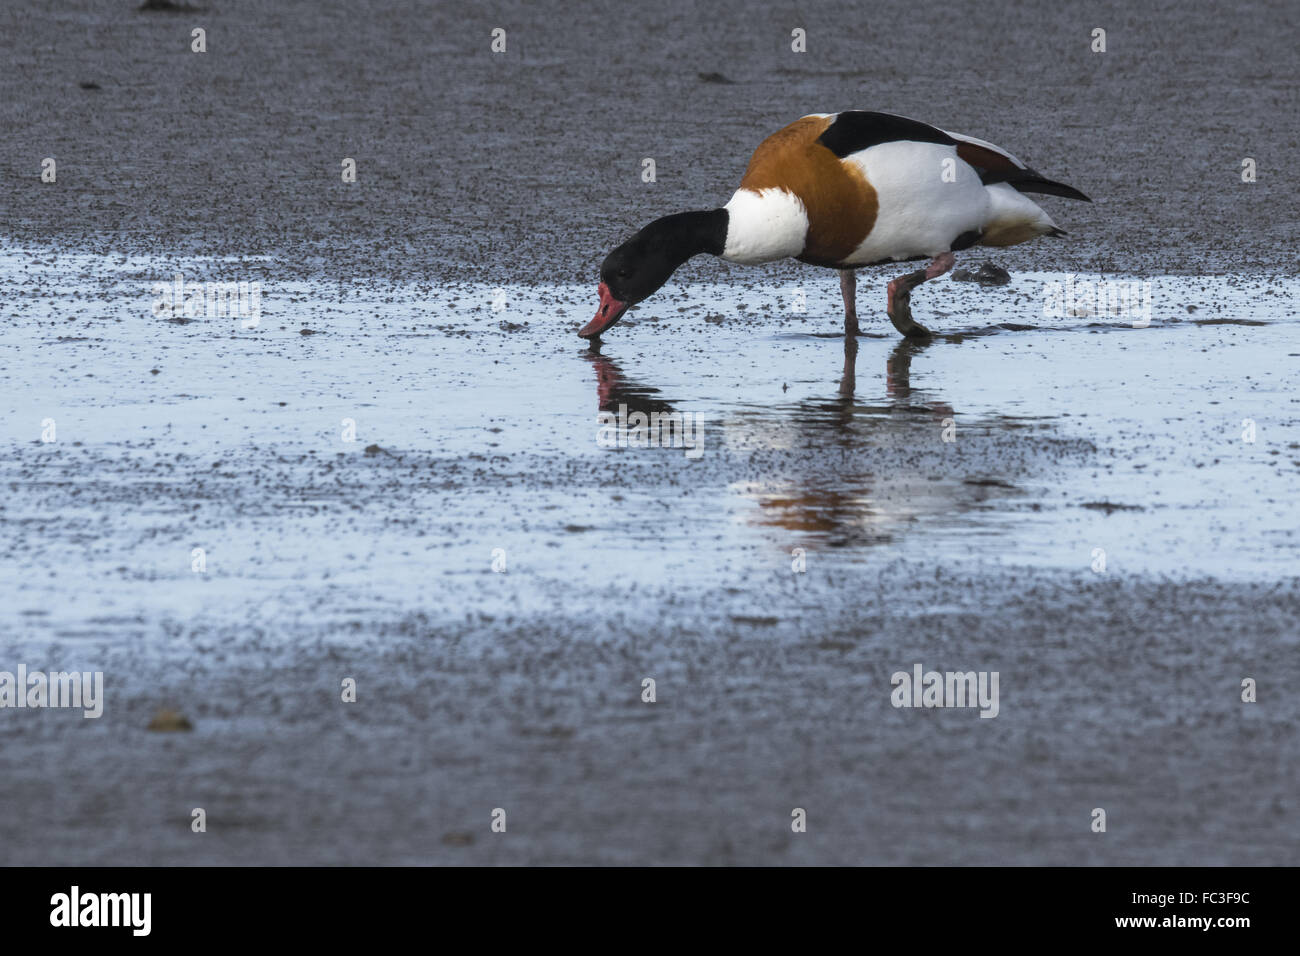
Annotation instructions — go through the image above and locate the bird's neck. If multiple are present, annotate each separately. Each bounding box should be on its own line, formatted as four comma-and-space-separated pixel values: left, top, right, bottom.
647, 209, 729, 264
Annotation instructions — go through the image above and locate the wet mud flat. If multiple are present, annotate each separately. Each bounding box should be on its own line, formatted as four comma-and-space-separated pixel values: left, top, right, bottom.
1, 249, 1297, 864
1, 0, 1297, 285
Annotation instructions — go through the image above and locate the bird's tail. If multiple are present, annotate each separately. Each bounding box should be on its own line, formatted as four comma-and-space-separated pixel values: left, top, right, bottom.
1007, 173, 1092, 202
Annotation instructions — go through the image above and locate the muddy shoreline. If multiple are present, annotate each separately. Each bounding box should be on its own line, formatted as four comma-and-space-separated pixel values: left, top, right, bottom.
2, 0, 1297, 285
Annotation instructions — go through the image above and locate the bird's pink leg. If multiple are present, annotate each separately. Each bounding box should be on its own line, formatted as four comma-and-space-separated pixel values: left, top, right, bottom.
886, 252, 955, 338
840, 269, 859, 336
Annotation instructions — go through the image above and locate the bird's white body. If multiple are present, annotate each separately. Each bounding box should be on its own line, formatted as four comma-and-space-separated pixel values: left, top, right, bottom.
582, 110, 1088, 341
720, 112, 1065, 268
721, 187, 808, 264
840, 141, 1057, 263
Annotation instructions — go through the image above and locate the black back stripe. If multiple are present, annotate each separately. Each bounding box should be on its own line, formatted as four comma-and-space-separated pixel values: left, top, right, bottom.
818, 111, 1092, 202
816, 111, 955, 157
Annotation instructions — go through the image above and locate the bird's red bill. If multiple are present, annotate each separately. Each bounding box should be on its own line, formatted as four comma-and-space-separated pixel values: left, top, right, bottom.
579, 282, 628, 338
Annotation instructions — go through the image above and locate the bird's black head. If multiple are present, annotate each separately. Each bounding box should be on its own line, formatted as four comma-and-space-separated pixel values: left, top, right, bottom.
579, 209, 728, 339
599, 233, 677, 308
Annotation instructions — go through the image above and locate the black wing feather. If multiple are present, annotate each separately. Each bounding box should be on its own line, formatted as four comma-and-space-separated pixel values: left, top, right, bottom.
816, 111, 955, 157
818, 111, 1091, 202
983, 168, 1092, 201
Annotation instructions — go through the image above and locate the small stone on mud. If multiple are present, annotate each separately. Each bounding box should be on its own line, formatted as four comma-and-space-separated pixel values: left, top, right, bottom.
1081, 501, 1145, 514
730, 615, 780, 626
697, 72, 735, 84
147, 708, 193, 732
951, 263, 1011, 286
138, 0, 204, 11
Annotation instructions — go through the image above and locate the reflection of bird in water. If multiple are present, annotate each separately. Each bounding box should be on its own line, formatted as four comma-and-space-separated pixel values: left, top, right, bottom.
739, 338, 962, 547
583, 344, 677, 417
839, 336, 858, 401
797, 337, 953, 438
884, 339, 954, 421
579, 339, 1015, 550
583, 345, 705, 460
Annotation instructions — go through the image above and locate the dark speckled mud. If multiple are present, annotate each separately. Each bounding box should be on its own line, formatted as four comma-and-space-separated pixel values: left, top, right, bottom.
2, 0, 1297, 283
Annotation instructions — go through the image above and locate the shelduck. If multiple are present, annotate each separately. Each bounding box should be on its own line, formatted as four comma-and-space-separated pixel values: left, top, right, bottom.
580, 111, 1090, 340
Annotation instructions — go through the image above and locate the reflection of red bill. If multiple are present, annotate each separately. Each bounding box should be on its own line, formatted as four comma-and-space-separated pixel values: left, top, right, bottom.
579, 282, 628, 339
590, 354, 621, 409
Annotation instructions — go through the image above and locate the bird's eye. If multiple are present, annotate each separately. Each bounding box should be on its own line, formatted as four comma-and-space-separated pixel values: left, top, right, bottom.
617, 269, 630, 278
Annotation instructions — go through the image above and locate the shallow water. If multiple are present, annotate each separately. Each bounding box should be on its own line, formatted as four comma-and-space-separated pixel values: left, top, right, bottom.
2, 246, 1298, 865
4, 248, 1297, 617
